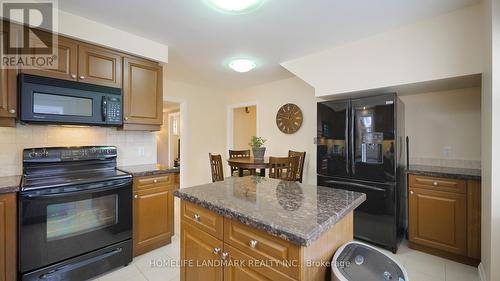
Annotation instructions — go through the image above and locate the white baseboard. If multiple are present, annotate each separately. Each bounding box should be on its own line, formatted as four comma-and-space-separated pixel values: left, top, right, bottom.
478, 262, 487, 281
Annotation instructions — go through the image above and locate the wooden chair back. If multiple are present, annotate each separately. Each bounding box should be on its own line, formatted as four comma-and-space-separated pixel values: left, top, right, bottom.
268, 156, 300, 182
229, 150, 251, 174
209, 153, 224, 182
288, 150, 306, 183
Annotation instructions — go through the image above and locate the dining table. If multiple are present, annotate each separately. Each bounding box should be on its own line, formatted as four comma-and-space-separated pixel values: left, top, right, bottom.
227, 157, 270, 177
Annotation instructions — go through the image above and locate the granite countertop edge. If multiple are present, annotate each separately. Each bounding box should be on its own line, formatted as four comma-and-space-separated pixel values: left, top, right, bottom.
406, 166, 481, 181
117, 165, 180, 177
174, 190, 366, 247
0, 175, 22, 194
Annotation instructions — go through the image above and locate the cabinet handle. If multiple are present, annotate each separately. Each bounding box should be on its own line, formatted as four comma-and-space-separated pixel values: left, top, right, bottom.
125, 117, 129, 121
9, 109, 15, 114
79, 75, 85, 80
193, 214, 200, 221
134, 194, 138, 199
433, 181, 438, 186
71, 74, 77, 79
410, 191, 414, 195
213, 248, 221, 255
153, 179, 158, 183
249, 240, 258, 249
220, 252, 229, 260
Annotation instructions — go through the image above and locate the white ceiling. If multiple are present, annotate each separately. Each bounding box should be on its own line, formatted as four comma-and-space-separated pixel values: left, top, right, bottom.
59, 0, 480, 90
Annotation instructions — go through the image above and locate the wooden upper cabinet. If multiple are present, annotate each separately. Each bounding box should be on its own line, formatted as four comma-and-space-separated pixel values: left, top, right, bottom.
123, 56, 162, 126
0, 29, 17, 126
78, 44, 122, 88
20, 33, 78, 81
409, 187, 467, 255
0, 193, 17, 281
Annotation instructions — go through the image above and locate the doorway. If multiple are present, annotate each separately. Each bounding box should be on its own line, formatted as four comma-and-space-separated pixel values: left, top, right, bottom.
157, 102, 181, 167
227, 102, 259, 152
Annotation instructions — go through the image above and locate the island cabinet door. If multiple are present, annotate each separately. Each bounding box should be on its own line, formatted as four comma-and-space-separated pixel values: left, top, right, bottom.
409, 187, 467, 255
223, 244, 296, 281
181, 222, 223, 281
133, 185, 173, 257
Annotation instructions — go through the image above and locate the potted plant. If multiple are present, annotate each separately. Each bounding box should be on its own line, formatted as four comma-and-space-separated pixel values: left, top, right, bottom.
249, 136, 267, 161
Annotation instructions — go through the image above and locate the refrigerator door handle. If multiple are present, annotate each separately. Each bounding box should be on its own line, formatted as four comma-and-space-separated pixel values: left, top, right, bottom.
350, 106, 356, 175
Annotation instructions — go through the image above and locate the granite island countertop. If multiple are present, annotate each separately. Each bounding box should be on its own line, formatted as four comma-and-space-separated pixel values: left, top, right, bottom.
174, 176, 366, 246
0, 175, 21, 194
406, 165, 481, 181
117, 164, 179, 177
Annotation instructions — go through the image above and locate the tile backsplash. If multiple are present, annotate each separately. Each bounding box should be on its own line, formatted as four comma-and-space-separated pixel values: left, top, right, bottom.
410, 157, 481, 169
0, 124, 157, 176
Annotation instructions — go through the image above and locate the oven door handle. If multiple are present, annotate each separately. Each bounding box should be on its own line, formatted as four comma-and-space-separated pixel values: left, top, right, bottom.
322, 180, 386, 192
22, 180, 131, 199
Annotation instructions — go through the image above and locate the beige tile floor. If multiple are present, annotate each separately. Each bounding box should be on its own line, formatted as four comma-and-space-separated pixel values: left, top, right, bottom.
93, 198, 479, 281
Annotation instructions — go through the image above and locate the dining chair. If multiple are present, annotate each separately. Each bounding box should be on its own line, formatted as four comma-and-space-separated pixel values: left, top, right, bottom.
229, 149, 253, 176
268, 156, 300, 182
209, 153, 224, 182
288, 150, 306, 183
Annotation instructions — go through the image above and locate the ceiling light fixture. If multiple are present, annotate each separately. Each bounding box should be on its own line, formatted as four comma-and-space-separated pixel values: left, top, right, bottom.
205, 0, 265, 14
228, 59, 256, 73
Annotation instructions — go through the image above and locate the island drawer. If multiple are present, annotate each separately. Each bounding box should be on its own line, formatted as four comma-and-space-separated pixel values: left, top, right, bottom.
409, 175, 466, 194
224, 219, 300, 280
181, 201, 223, 240
134, 174, 174, 190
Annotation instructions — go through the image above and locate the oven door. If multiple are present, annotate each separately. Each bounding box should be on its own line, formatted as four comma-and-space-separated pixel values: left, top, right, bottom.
19, 178, 132, 273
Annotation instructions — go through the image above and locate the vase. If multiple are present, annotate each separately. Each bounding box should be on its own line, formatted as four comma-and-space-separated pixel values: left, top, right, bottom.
252, 147, 266, 161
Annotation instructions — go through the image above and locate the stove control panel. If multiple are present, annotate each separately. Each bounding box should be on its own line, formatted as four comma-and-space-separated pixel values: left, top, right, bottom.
23, 146, 117, 162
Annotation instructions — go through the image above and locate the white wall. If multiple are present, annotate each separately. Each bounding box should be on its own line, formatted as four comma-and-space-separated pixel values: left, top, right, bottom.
400, 87, 481, 168
480, 0, 499, 280
233, 106, 256, 150
227, 77, 317, 185
0, 125, 157, 177
57, 10, 168, 63
163, 76, 227, 188
281, 4, 484, 97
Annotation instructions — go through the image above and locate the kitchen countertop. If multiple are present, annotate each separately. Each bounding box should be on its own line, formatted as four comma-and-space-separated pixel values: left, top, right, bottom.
0, 175, 21, 194
174, 176, 366, 246
117, 164, 179, 177
406, 165, 481, 181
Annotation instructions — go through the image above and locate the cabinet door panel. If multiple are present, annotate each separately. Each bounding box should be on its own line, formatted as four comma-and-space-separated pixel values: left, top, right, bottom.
0, 29, 17, 123
123, 57, 162, 125
181, 222, 223, 281
0, 193, 16, 281
133, 185, 173, 256
409, 188, 467, 255
21, 34, 78, 81
78, 44, 122, 88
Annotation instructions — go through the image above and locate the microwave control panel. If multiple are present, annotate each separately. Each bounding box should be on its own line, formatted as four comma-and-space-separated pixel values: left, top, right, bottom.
106, 96, 122, 124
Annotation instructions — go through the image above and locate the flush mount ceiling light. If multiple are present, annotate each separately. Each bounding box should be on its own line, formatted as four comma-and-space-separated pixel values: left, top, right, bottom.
228, 59, 256, 73
205, 0, 265, 14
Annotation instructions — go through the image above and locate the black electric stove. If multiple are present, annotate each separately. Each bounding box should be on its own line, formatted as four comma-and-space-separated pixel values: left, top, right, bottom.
19, 146, 133, 281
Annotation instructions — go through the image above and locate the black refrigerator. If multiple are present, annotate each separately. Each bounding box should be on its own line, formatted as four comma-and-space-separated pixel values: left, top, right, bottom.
317, 93, 406, 253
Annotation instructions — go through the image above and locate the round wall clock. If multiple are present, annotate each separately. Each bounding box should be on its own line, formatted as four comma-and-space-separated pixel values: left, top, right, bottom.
276, 103, 303, 134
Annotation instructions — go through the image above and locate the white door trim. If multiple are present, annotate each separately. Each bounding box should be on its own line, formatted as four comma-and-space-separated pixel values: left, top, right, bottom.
164, 96, 187, 189
167, 112, 181, 167
226, 101, 260, 174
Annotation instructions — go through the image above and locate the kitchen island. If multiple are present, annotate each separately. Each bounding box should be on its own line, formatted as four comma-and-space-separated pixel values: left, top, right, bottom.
174, 176, 365, 281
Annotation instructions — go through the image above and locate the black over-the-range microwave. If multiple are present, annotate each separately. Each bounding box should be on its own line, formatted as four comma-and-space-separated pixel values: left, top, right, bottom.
19, 74, 123, 126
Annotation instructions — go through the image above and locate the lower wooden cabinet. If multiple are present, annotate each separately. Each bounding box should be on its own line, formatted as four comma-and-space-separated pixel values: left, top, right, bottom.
133, 174, 178, 257
408, 175, 481, 265
0, 193, 16, 281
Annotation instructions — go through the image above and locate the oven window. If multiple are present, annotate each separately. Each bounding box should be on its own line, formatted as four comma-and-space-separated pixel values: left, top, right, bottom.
33, 92, 93, 116
46, 194, 117, 241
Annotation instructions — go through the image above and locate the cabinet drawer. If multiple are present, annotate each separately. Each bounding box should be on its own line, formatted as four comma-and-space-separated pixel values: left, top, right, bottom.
409, 175, 466, 194
223, 244, 296, 281
182, 201, 223, 240
134, 174, 174, 190
224, 219, 300, 280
